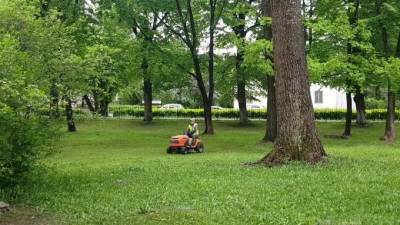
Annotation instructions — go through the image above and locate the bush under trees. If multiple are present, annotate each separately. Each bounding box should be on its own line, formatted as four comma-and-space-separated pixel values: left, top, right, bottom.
108, 106, 399, 121
0, 113, 57, 189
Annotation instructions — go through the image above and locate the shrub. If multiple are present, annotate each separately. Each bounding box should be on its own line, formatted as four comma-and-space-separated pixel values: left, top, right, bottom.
0, 112, 58, 189
108, 106, 399, 120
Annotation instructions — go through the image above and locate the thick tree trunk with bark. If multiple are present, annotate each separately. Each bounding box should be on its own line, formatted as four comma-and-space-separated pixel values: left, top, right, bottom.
383, 87, 396, 142
65, 97, 76, 132
260, 0, 325, 165
143, 77, 153, 123
343, 92, 352, 137
354, 87, 367, 127
262, 0, 277, 142
141, 49, 153, 123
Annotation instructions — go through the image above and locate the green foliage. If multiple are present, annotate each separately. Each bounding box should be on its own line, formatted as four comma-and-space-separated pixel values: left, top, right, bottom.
0, 113, 58, 189
0, 0, 63, 188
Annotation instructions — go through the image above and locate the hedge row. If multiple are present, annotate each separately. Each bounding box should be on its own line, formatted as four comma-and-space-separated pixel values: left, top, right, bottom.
109, 106, 399, 120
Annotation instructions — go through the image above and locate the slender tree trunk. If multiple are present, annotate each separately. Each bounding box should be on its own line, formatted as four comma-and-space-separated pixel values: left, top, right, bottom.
262, 0, 277, 142
260, 0, 325, 165
354, 87, 367, 127
264, 75, 277, 142
83, 95, 95, 113
377, 0, 396, 142
237, 79, 249, 124
381, 31, 400, 142
342, 0, 360, 136
205, 0, 216, 133
174, 0, 215, 134
343, 92, 352, 137
234, 12, 249, 125
99, 100, 109, 117
65, 97, 76, 132
93, 91, 99, 112
383, 85, 396, 142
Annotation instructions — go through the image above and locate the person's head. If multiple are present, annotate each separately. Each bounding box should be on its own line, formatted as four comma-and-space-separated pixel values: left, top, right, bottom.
190, 118, 196, 125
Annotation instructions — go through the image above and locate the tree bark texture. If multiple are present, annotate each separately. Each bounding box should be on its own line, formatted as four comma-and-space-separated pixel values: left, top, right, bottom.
65, 97, 76, 132
260, 0, 326, 165
234, 12, 249, 125
99, 100, 109, 117
261, 0, 277, 142
93, 91, 99, 112
343, 92, 352, 137
142, 58, 153, 123
354, 87, 367, 127
383, 87, 396, 142
83, 95, 95, 113
264, 75, 277, 142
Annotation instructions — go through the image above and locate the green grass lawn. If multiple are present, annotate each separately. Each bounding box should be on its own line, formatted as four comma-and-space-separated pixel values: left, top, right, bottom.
1, 120, 400, 225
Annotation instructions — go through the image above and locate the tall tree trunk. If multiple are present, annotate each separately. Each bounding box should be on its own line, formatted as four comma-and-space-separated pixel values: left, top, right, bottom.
65, 97, 76, 132
99, 100, 109, 117
354, 86, 367, 127
342, 0, 360, 137
237, 79, 249, 124
173, 0, 215, 134
260, 0, 325, 165
142, 49, 153, 123
383, 84, 396, 142
93, 91, 99, 112
205, 0, 216, 133
83, 95, 95, 113
262, 0, 277, 142
377, 0, 396, 142
203, 99, 213, 134
381, 31, 400, 142
143, 77, 153, 123
343, 92, 352, 137
264, 75, 277, 142
234, 11, 249, 125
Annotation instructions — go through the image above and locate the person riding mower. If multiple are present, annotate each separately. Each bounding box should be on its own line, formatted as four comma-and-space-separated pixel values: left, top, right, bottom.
186, 118, 199, 147
167, 118, 204, 154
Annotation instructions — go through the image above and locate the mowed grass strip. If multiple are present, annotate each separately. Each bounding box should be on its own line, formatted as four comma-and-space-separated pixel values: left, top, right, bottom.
1, 120, 400, 225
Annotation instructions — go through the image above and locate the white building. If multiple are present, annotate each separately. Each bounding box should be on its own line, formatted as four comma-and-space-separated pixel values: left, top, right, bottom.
234, 84, 355, 110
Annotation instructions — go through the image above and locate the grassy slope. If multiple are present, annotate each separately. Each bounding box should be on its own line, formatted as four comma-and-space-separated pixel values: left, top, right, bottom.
2, 120, 400, 225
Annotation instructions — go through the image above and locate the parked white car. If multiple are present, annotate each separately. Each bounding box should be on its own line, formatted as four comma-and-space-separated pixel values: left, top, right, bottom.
211, 106, 223, 110
160, 104, 184, 110
247, 104, 262, 109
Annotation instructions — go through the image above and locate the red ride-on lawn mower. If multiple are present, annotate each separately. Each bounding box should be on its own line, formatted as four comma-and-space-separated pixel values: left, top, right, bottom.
167, 134, 204, 154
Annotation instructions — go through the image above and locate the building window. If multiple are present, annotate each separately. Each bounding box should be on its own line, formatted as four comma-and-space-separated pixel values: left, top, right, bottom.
315, 90, 323, 104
